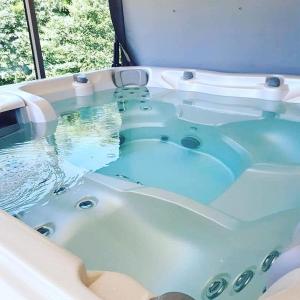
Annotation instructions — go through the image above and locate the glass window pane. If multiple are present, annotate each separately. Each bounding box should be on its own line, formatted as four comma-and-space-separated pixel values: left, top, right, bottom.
35, 0, 114, 77
0, 0, 36, 86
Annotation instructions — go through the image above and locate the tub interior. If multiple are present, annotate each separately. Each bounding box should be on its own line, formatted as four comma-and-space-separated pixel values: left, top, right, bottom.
19, 175, 300, 300
99, 139, 234, 204
2, 84, 300, 300
96, 93, 250, 204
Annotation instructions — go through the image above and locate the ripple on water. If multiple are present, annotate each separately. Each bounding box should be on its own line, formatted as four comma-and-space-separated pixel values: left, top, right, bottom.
0, 102, 121, 214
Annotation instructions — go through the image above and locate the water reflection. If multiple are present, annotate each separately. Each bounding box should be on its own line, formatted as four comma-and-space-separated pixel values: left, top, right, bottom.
2, 86, 300, 214
0, 102, 121, 214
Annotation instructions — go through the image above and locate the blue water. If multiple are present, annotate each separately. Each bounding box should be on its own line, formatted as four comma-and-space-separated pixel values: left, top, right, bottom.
99, 139, 234, 203
1, 87, 300, 214
0, 102, 121, 214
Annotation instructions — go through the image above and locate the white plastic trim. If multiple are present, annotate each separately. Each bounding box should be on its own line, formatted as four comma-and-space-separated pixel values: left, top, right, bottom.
7, 67, 300, 104
0, 93, 25, 113
0, 211, 101, 300
13, 89, 57, 123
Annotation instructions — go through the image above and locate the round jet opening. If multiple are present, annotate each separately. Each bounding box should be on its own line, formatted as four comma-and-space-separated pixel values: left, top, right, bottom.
205, 278, 228, 299
35, 223, 55, 237
160, 135, 169, 142
261, 250, 280, 272
233, 270, 254, 293
76, 197, 98, 210
54, 186, 66, 195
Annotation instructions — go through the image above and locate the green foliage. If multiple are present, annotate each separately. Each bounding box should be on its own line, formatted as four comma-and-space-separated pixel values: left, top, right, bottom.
0, 0, 114, 85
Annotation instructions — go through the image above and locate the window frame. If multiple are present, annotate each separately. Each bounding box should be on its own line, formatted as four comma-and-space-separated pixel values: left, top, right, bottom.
23, 0, 46, 79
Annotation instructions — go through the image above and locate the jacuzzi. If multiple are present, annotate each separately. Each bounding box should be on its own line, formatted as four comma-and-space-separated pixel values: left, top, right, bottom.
1, 67, 300, 300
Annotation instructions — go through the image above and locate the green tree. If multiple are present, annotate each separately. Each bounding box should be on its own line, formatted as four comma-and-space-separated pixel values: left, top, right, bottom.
0, 0, 114, 86
0, 0, 35, 85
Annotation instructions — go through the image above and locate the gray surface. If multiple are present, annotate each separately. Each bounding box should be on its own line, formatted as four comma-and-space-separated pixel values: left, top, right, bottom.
113, 69, 149, 87
122, 0, 300, 74
151, 292, 195, 300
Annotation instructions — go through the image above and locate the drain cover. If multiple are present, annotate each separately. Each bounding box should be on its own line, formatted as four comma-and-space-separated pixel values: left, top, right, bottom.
181, 136, 201, 149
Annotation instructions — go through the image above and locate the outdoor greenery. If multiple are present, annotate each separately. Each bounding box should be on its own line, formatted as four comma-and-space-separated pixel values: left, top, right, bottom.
0, 0, 114, 86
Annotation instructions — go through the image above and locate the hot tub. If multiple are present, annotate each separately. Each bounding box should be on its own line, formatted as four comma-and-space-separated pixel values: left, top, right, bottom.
1, 67, 300, 300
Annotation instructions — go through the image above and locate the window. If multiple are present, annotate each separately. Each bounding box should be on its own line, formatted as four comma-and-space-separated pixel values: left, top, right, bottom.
0, 0, 36, 85
35, 0, 114, 78
0, 0, 114, 86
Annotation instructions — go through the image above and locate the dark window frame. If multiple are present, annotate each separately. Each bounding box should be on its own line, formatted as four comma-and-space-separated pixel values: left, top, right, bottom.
23, 0, 46, 79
